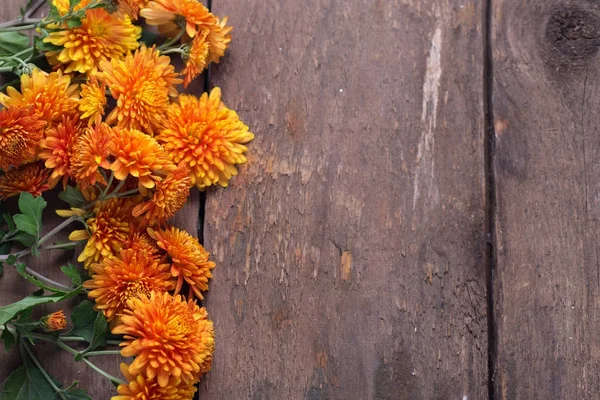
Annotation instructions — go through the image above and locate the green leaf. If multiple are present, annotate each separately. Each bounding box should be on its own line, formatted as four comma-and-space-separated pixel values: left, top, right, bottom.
0, 352, 59, 400
6, 255, 16, 265
66, 17, 82, 29
57, 187, 85, 208
0, 242, 11, 255
0, 327, 16, 351
140, 30, 159, 47
68, 301, 95, 342
60, 264, 82, 287
0, 288, 82, 326
14, 264, 70, 294
81, 311, 108, 354
63, 386, 91, 400
0, 32, 30, 57
14, 193, 46, 240
34, 37, 62, 53
69, 0, 80, 8
3, 214, 16, 232
10, 232, 36, 248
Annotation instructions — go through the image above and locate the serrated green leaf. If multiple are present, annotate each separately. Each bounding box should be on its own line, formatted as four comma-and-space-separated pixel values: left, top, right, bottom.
57, 187, 85, 208
0, 32, 29, 57
0, 352, 59, 400
14, 193, 46, 240
66, 17, 82, 29
68, 301, 95, 342
63, 386, 91, 400
60, 264, 82, 287
3, 213, 16, 232
0, 327, 16, 351
10, 232, 36, 248
81, 311, 108, 354
0, 288, 82, 326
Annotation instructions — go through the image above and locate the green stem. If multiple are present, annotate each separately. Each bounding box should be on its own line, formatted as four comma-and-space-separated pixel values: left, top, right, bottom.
37, 216, 76, 247
115, 188, 139, 198
29, 333, 126, 385
101, 171, 115, 198
60, 336, 122, 346
0, 24, 36, 32
24, 266, 73, 291
107, 179, 126, 197
84, 350, 123, 357
41, 241, 83, 251
21, 341, 69, 400
159, 27, 186, 50
161, 47, 186, 56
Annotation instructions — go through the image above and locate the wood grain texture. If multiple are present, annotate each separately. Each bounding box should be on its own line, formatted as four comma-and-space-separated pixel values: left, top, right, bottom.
491, 1, 600, 398
201, 0, 488, 398
0, 2, 202, 397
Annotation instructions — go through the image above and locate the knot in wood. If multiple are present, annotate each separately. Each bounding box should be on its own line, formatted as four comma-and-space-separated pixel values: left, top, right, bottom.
546, 7, 600, 60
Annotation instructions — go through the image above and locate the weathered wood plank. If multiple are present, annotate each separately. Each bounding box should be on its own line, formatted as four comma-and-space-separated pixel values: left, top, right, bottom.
491, 1, 600, 398
201, 1, 488, 398
0, 3, 203, 397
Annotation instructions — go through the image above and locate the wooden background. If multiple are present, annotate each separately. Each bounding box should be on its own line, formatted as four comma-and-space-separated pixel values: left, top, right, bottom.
2, 0, 599, 399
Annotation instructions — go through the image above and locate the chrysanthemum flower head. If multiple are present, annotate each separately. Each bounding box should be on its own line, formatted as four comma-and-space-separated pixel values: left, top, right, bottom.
117, 0, 151, 20
0, 163, 53, 200
52, 0, 93, 16
45, 9, 141, 74
147, 226, 215, 299
109, 127, 176, 189
158, 88, 254, 189
182, 31, 209, 88
0, 69, 79, 126
140, 0, 214, 39
124, 231, 160, 257
0, 106, 45, 170
42, 310, 67, 332
132, 163, 191, 225
206, 15, 232, 64
99, 45, 182, 135
39, 115, 83, 188
70, 197, 139, 268
112, 291, 215, 387
70, 123, 113, 190
84, 248, 175, 322
113, 362, 198, 400
79, 77, 107, 125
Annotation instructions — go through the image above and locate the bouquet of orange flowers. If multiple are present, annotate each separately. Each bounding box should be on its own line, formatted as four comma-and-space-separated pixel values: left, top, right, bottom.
0, 0, 253, 398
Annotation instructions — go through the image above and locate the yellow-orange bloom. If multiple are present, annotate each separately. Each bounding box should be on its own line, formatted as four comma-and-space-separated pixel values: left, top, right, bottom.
84, 249, 175, 322
100, 46, 181, 135
206, 16, 232, 64
70, 123, 112, 190
39, 115, 83, 187
147, 226, 215, 299
52, 0, 92, 16
158, 88, 254, 189
45, 9, 141, 74
113, 363, 197, 400
71, 198, 139, 268
0, 106, 45, 170
117, 0, 151, 20
132, 163, 190, 225
112, 292, 215, 387
0, 163, 53, 201
109, 127, 176, 189
42, 310, 67, 331
79, 77, 107, 125
0, 69, 79, 126
124, 231, 160, 257
182, 32, 209, 88
140, 0, 214, 39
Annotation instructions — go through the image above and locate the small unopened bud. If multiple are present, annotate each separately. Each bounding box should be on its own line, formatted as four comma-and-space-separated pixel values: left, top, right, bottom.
42, 311, 67, 332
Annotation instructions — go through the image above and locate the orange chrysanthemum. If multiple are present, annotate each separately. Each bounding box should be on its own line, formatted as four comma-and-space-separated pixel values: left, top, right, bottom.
112, 292, 215, 387
84, 248, 175, 322
0, 69, 79, 126
124, 231, 160, 257
0, 163, 53, 200
100, 46, 181, 135
132, 163, 190, 225
70, 123, 112, 190
0, 106, 45, 170
147, 226, 215, 299
52, 0, 93, 16
109, 127, 176, 189
45, 9, 141, 74
79, 77, 107, 125
206, 16, 232, 64
39, 115, 83, 187
158, 88, 254, 189
113, 363, 197, 400
70, 198, 139, 268
117, 0, 151, 20
140, 0, 214, 39
42, 310, 67, 331
182, 32, 208, 88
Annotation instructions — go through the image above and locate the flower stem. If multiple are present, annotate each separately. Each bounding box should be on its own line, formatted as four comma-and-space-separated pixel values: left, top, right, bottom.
82, 358, 126, 385
60, 336, 122, 346
21, 341, 69, 400
24, 266, 73, 291
0, 24, 36, 31
84, 350, 123, 357
159, 28, 186, 50
101, 171, 115, 198
37, 216, 76, 247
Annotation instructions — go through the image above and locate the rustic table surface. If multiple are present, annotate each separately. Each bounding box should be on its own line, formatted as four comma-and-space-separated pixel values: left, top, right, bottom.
1, 0, 597, 399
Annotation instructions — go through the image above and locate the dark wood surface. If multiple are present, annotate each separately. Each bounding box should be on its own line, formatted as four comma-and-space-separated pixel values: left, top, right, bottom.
200, 0, 488, 399
490, 1, 600, 398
